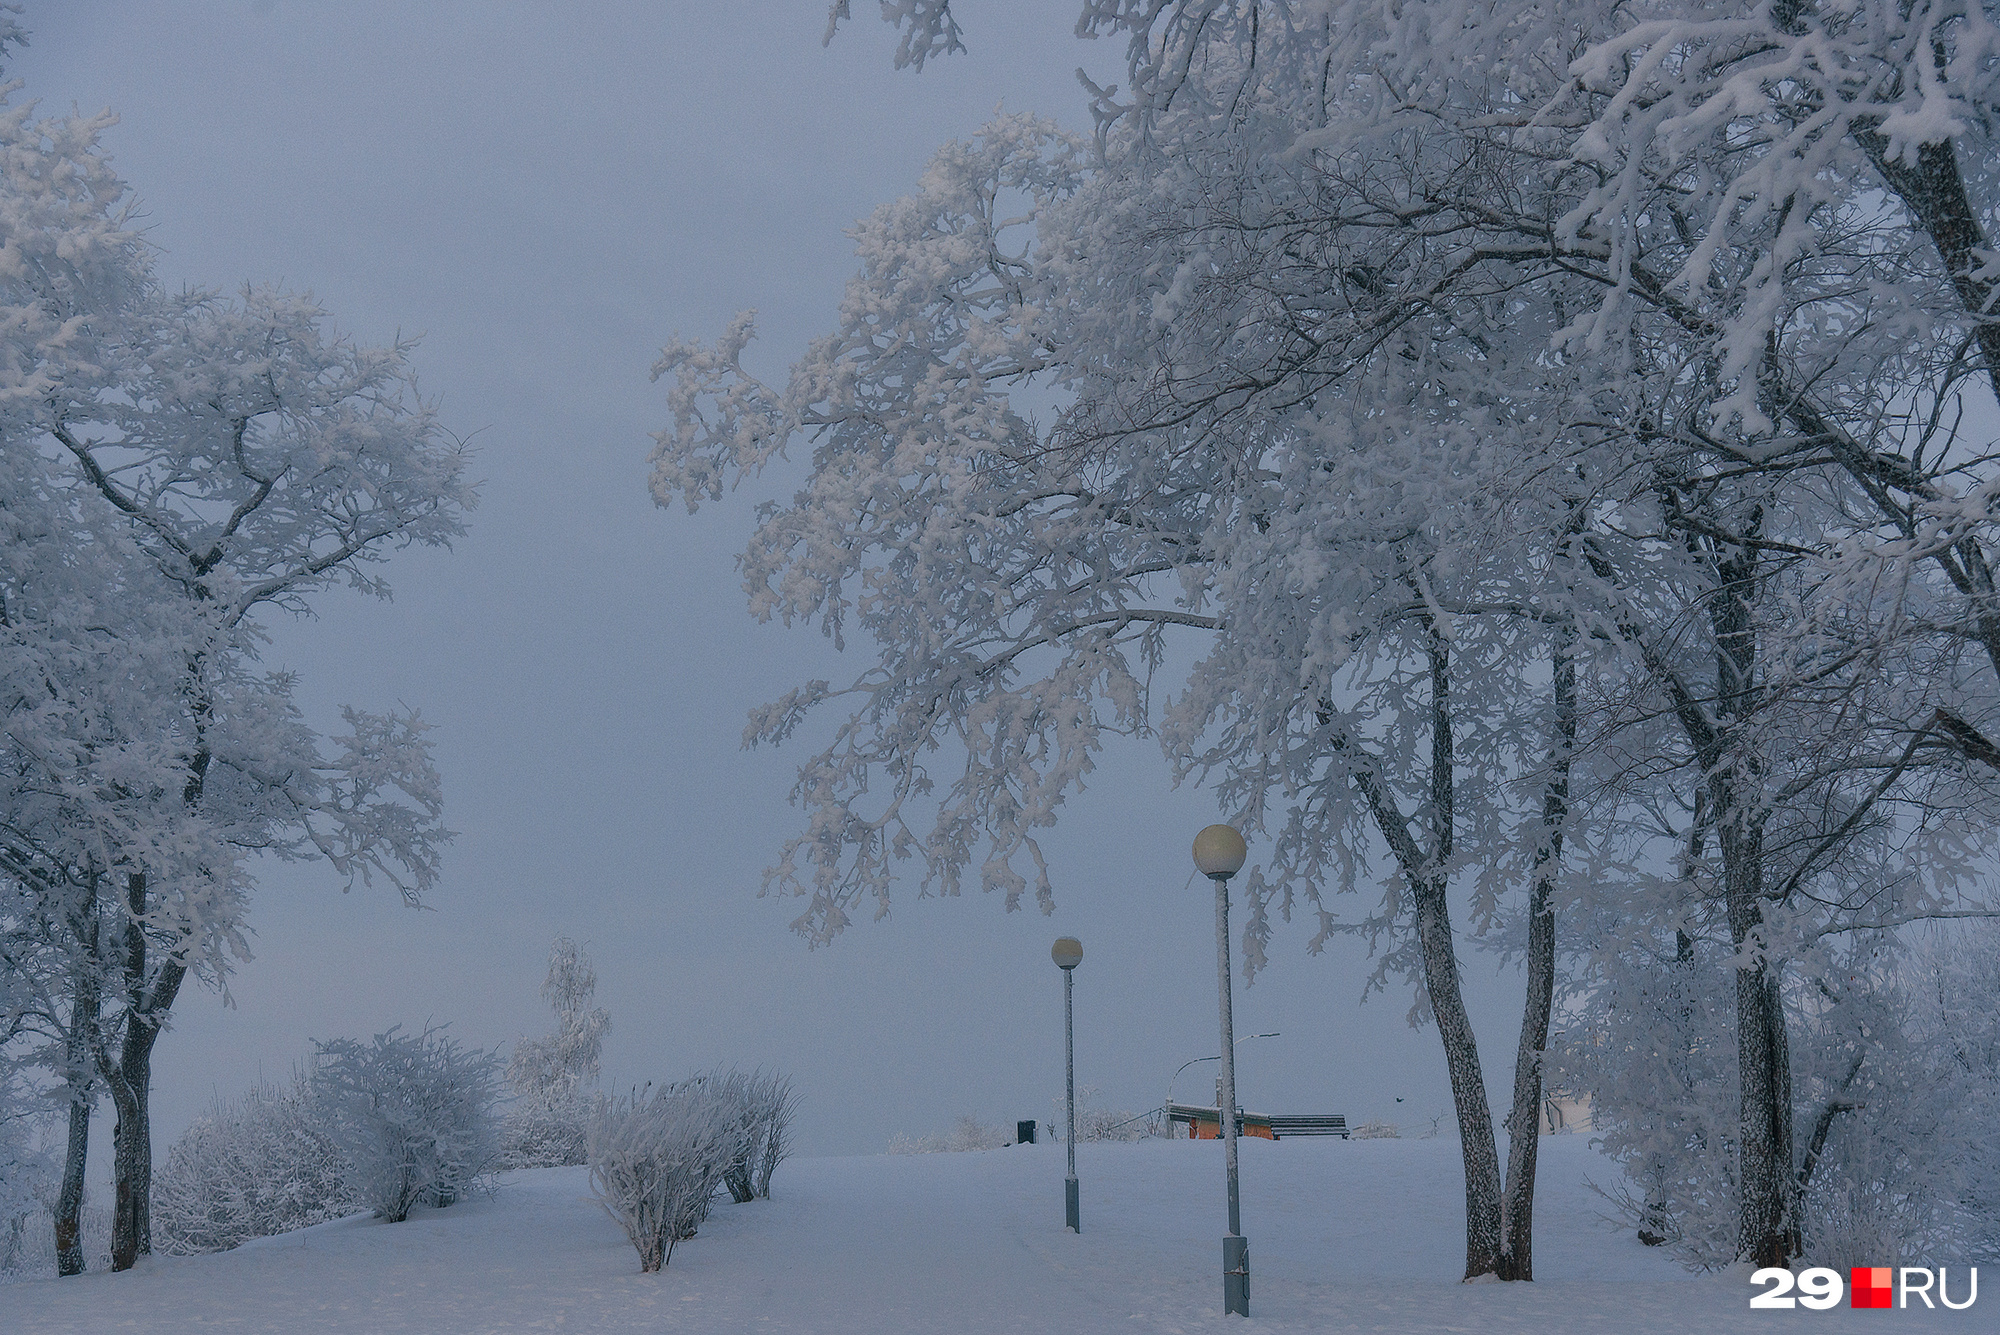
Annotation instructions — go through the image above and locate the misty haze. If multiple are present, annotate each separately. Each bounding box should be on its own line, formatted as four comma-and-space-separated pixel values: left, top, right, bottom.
2, 3, 1996, 1332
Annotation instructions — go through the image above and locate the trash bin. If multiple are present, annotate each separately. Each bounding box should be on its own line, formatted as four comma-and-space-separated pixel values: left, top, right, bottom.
1017, 1119, 1037, 1145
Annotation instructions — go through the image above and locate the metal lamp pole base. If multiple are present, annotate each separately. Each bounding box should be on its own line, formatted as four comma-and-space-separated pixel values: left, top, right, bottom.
1066, 1176, 1080, 1233
1223, 1235, 1250, 1316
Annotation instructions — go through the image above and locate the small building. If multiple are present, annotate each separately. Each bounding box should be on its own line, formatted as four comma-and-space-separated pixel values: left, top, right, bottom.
1166, 1103, 1348, 1140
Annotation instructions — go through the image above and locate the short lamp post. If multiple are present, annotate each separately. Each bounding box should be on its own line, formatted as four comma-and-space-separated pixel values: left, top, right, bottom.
1052, 935, 1084, 1233
1193, 824, 1251, 1318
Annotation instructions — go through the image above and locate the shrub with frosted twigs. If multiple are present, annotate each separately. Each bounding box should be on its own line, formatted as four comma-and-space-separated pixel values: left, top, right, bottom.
152, 1072, 357, 1255
587, 1080, 741, 1273
310, 1025, 501, 1225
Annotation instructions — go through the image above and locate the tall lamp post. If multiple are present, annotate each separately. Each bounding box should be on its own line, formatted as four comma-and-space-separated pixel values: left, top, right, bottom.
1193, 824, 1250, 1317
1052, 935, 1084, 1233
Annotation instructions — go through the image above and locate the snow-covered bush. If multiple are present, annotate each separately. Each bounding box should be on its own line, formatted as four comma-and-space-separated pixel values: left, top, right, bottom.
0, 1092, 55, 1278
710, 1069, 797, 1202
1350, 1121, 1401, 1140
888, 1114, 1013, 1154
1792, 929, 2000, 1267
151, 1071, 356, 1255
1048, 1087, 1146, 1143
1550, 938, 1742, 1263
500, 938, 610, 1169
310, 1026, 501, 1224
1557, 923, 2000, 1268
587, 1079, 741, 1273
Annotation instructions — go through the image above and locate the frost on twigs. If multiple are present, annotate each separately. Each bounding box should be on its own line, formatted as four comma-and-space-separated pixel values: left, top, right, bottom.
587, 1079, 739, 1273
887, 1114, 1026, 1153
718, 1069, 799, 1202
648, 116, 1165, 945
1046, 1086, 1148, 1143
1350, 1120, 1401, 1140
152, 1072, 357, 1255
309, 1025, 502, 1224
821, 0, 965, 71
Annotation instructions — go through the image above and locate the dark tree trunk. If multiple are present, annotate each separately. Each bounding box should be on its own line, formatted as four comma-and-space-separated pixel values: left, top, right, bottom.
56, 888, 102, 1277
1498, 629, 1574, 1281
1726, 888, 1794, 1268
1411, 864, 1506, 1280
106, 871, 185, 1271
55, 1082, 92, 1277
1707, 543, 1795, 1269
1348, 633, 1504, 1278
106, 1064, 146, 1272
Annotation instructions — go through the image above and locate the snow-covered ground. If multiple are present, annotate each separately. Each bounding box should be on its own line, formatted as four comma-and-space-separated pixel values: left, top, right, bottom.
7, 1136, 1978, 1332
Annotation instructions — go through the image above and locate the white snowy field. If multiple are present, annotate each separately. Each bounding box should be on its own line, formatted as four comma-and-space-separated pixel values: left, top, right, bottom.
7, 1136, 1980, 1333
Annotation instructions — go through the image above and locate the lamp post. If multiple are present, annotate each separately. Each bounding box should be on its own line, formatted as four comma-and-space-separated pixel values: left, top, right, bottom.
1167, 1033, 1280, 1114
1052, 935, 1084, 1233
1192, 823, 1250, 1317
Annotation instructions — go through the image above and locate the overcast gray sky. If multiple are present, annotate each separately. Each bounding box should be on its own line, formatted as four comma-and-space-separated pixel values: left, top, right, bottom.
15, 1, 1536, 1160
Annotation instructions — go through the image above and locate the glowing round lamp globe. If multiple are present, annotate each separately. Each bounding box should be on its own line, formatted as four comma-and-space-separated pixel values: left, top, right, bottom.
1192, 824, 1248, 878
1051, 936, 1084, 970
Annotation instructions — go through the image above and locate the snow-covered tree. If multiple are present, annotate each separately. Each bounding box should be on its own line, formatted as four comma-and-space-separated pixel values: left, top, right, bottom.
501, 938, 610, 1169
651, 39, 1595, 1282
689, 0, 2000, 1277
0, 26, 470, 1269
308, 1026, 500, 1225
0, 13, 199, 1276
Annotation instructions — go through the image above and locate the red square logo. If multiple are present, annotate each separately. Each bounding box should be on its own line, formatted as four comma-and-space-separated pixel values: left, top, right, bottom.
1852, 1267, 1893, 1309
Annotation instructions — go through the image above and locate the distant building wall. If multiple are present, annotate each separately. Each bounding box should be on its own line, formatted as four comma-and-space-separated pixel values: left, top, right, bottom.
1539, 1094, 1592, 1134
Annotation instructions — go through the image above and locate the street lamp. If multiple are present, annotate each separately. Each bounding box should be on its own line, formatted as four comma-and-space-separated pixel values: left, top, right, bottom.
1167, 1032, 1280, 1111
1052, 935, 1084, 1233
1192, 823, 1251, 1318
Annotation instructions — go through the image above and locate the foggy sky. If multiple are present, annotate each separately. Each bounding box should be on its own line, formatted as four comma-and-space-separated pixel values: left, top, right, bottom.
13, 1, 1536, 1165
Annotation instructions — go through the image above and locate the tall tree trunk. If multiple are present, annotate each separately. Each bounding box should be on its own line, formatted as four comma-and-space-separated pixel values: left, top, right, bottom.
106, 1063, 145, 1272
55, 884, 102, 1277
1338, 631, 1505, 1279
1707, 542, 1794, 1269
1498, 629, 1574, 1281
1411, 864, 1506, 1279
1724, 843, 1793, 1268
105, 871, 185, 1271
55, 1092, 92, 1277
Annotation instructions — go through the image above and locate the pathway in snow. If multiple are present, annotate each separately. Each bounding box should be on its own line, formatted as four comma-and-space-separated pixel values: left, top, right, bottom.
7, 1137, 1977, 1332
